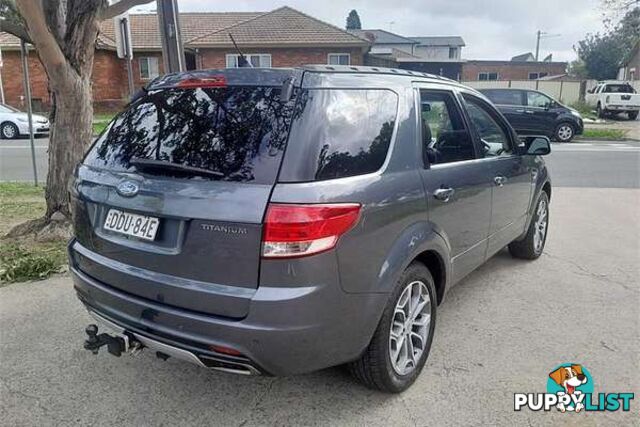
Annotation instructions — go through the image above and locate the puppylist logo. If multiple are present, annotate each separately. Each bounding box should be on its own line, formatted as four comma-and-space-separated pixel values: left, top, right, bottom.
514, 363, 634, 413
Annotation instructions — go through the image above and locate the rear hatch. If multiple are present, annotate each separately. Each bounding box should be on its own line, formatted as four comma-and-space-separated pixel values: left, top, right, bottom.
70, 69, 301, 319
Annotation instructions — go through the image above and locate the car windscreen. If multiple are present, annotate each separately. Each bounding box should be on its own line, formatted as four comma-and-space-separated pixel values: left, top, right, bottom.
604, 84, 635, 93
0, 104, 20, 113
278, 89, 398, 182
84, 86, 295, 184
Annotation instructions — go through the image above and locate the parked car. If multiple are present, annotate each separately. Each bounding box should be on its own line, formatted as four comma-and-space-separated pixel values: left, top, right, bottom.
480, 88, 583, 142
585, 80, 640, 120
70, 66, 552, 393
0, 103, 50, 139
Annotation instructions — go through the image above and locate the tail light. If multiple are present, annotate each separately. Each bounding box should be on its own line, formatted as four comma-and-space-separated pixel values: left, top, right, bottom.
176, 76, 227, 89
262, 203, 361, 258
606, 95, 610, 103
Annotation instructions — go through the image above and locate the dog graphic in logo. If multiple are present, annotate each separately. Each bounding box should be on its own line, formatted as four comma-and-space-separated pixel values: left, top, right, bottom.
548, 364, 588, 412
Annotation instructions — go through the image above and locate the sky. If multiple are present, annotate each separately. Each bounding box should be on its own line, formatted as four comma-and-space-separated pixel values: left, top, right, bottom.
132, 0, 606, 62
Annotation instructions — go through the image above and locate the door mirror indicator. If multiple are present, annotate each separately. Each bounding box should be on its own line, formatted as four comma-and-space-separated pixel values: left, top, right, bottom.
520, 136, 551, 156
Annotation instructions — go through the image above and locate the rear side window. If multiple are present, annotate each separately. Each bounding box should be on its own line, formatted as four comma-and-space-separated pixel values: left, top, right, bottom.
279, 89, 398, 181
84, 86, 294, 184
483, 90, 523, 106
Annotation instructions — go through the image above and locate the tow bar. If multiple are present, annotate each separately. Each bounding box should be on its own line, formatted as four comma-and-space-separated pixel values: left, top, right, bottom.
83, 324, 143, 357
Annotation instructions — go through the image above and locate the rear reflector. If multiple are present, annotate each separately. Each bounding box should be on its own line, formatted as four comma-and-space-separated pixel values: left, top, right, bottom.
262, 203, 361, 258
176, 76, 227, 89
209, 344, 243, 357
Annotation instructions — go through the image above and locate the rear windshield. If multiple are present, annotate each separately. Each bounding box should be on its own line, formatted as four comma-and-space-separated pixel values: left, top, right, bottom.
84, 86, 294, 184
279, 89, 398, 182
604, 84, 635, 93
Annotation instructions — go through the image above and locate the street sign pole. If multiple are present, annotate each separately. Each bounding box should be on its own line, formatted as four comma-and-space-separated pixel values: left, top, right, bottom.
157, 0, 185, 73
20, 40, 38, 187
115, 14, 135, 97
0, 45, 5, 104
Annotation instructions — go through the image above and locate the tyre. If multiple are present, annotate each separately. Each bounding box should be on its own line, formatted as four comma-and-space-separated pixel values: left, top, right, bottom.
509, 191, 549, 260
554, 122, 575, 143
349, 262, 437, 393
1, 122, 19, 139
629, 111, 638, 120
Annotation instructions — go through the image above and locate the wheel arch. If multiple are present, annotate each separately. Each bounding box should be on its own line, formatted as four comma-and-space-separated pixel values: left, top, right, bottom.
412, 249, 447, 305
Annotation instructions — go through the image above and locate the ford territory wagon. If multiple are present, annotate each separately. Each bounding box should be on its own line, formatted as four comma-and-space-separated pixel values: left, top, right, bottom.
69, 66, 552, 392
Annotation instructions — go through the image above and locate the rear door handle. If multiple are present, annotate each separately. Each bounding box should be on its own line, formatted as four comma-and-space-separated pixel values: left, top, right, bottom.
494, 176, 507, 187
433, 187, 455, 202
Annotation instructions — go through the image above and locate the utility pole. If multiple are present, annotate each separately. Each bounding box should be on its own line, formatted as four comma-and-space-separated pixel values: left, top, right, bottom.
535, 30, 561, 61
157, 0, 185, 73
20, 41, 38, 186
114, 14, 135, 97
535, 30, 542, 62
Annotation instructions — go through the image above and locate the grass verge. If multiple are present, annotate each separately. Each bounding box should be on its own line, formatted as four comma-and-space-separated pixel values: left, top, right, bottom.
569, 101, 597, 120
579, 128, 628, 140
93, 113, 116, 136
0, 183, 67, 285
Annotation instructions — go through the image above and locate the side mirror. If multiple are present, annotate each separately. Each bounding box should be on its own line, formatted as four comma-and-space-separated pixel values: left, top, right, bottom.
520, 136, 551, 156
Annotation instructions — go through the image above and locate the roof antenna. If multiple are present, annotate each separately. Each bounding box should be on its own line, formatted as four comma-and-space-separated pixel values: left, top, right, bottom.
229, 34, 253, 68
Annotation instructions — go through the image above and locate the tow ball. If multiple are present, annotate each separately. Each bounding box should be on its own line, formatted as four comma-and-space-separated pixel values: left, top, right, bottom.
83, 324, 142, 357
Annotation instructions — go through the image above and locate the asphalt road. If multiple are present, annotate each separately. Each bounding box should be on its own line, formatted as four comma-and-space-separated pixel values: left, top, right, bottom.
1, 138, 639, 188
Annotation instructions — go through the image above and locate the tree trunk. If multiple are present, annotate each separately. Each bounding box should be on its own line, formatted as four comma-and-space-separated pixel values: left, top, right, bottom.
45, 74, 93, 218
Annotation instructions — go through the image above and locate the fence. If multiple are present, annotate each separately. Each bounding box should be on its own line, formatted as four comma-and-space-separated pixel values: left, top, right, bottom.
462, 80, 583, 105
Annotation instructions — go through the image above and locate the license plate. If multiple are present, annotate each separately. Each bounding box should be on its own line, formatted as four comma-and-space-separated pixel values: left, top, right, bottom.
104, 209, 159, 241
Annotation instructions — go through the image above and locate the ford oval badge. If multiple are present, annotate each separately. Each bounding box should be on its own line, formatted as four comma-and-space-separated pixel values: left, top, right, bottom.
116, 180, 139, 197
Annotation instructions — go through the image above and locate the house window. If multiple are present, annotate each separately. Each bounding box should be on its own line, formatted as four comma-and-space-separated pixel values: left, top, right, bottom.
226, 54, 272, 68
139, 57, 160, 80
478, 72, 498, 81
448, 47, 457, 59
328, 53, 350, 65
528, 72, 547, 80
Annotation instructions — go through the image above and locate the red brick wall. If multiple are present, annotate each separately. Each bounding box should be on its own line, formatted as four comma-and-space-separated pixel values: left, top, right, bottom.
461, 61, 567, 81
0, 49, 164, 112
0, 49, 49, 110
198, 47, 364, 69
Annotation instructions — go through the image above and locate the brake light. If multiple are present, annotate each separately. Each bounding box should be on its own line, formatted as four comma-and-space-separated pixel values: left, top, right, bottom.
176, 76, 227, 89
262, 203, 361, 258
606, 95, 610, 103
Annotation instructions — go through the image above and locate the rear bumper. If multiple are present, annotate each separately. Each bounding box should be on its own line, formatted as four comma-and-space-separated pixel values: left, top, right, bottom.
606, 105, 640, 111
70, 243, 387, 376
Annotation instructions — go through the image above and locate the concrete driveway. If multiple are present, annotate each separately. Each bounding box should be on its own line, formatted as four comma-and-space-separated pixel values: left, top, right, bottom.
1, 187, 638, 426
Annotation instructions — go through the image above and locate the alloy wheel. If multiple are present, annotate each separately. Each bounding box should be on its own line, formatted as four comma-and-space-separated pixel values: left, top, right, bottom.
533, 199, 548, 253
389, 280, 431, 376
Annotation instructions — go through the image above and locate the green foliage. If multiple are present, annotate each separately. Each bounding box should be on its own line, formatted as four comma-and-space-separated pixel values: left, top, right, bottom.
576, 7, 639, 79
580, 128, 627, 140
346, 9, 362, 30
0, 242, 66, 284
569, 101, 596, 119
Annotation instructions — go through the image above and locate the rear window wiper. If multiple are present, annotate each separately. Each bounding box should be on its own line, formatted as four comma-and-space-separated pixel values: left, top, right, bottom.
129, 158, 225, 179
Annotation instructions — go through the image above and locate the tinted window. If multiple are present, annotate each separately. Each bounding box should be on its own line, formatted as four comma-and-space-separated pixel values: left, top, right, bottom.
603, 84, 635, 93
420, 90, 475, 165
84, 86, 295, 184
463, 95, 512, 158
483, 90, 523, 106
279, 89, 397, 181
527, 91, 553, 108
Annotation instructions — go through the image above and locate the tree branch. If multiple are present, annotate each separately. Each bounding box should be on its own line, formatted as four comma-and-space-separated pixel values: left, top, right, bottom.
0, 19, 31, 43
100, 0, 154, 21
15, 0, 67, 72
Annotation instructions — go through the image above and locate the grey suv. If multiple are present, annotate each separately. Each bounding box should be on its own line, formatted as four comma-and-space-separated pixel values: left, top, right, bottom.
69, 66, 551, 393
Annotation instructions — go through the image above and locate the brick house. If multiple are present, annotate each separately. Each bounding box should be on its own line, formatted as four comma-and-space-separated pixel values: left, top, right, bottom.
0, 6, 369, 111
461, 59, 567, 81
